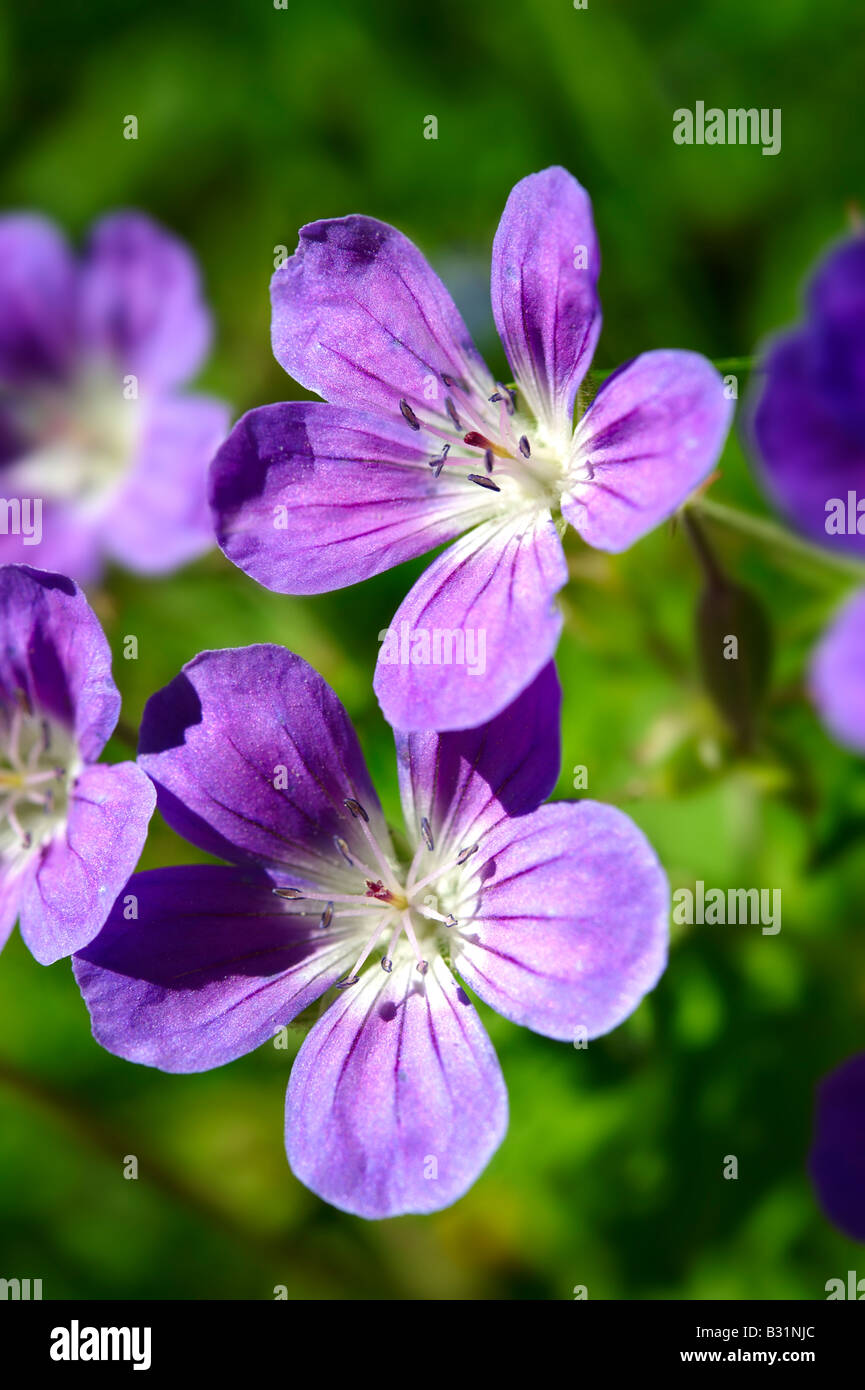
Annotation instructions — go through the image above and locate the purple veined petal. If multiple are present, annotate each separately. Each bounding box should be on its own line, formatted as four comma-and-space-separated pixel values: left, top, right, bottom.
73, 865, 360, 1072
491, 166, 601, 439
373, 510, 567, 732
810, 588, 865, 754
19, 760, 155, 965
807, 234, 865, 436
285, 953, 508, 1219
451, 800, 669, 1042
394, 662, 561, 859
100, 392, 230, 574
210, 401, 495, 595
0, 214, 77, 385
0, 564, 120, 762
0, 856, 36, 957
751, 328, 865, 558
563, 349, 733, 552
138, 645, 389, 882
809, 1051, 865, 1243
270, 215, 495, 421
77, 212, 212, 392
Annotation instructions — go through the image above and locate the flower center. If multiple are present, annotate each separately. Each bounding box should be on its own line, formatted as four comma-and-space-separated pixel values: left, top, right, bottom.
4, 366, 140, 512
0, 702, 77, 866
273, 797, 480, 990
398, 373, 565, 511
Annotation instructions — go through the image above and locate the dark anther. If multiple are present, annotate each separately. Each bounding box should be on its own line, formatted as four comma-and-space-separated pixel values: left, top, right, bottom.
381, 957, 393, 973
429, 443, 450, 478
320, 901, 334, 929
467, 474, 501, 492
457, 842, 479, 865
274, 886, 304, 900
399, 398, 421, 430
442, 372, 468, 391
484, 448, 494, 474
445, 396, 462, 430
420, 816, 434, 851
335, 974, 359, 990
416, 960, 429, 976
519, 435, 531, 458
344, 797, 369, 822
444, 914, 458, 928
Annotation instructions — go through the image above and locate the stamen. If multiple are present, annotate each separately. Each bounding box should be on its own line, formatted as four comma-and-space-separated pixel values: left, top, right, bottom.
441, 373, 469, 392
320, 901, 334, 929
273, 887, 304, 899
420, 816, 434, 851
344, 797, 369, 823
457, 842, 479, 865
417, 905, 459, 928
445, 396, 462, 430
333, 835, 354, 866
467, 474, 500, 492
399, 399, 421, 431
381, 957, 392, 973
335, 975, 359, 990
519, 435, 531, 458
484, 448, 494, 474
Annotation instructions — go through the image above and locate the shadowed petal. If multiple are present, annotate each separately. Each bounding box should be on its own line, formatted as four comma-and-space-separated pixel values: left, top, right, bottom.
807, 235, 865, 435
452, 801, 669, 1041
374, 511, 567, 732
752, 329, 865, 557
211, 402, 493, 594
74, 865, 358, 1072
20, 761, 155, 965
0, 565, 120, 761
491, 166, 601, 438
102, 392, 229, 574
810, 588, 865, 753
77, 212, 212, 391
395, 663, 561, 856
138, 645, 388, 881
809, 1051, 865, 1242
270, 215, 494, 420
285, 954, 507, 1218
0, 214, 77, 384
564, 350, 732, 551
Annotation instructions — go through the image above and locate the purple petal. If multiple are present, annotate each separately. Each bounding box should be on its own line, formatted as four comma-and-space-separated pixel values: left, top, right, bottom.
395, 662, 561, 855
807, 235, 865, 436
285, 955, 507, 1218
452, 801, 669, 1041
374, 512, 567, 732
270, 215, 494, 418
809, 1051, 865, 1242
100, 392, 229, 574
563, 350, 732, 552
810, 588, 865, 753
0, 214, 77, 384
74, 865, 356, 1072
20, 761, 155, 965
77, 212, 211, 391
0, 565, 120, 761
138, 645, 387, 879
211, 402, 494, 594
752, 329, 865, 558
491, 167, 601, 435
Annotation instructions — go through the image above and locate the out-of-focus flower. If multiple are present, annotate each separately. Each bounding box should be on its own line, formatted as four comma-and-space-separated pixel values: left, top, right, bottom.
809, 1051, 865, 1243
74, 646, 669, 1219
0, 212, 230, 581
751, 234, 865, 752
0, 564, 155, 964
211, 166, 732, 732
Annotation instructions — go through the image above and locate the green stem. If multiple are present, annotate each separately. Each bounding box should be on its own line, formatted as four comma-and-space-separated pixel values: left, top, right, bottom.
691, 498, 865, 584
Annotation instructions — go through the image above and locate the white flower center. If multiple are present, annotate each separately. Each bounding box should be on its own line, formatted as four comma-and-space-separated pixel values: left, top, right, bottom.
0, 705, 78, 868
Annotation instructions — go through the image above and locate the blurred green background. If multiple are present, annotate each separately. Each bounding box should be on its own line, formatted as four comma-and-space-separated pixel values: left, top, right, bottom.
1, 0, 864, 1300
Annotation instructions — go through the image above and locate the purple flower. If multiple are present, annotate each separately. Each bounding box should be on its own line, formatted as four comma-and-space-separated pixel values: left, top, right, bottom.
751, 234, 865, 752
0, 212, 230, 581
73, 646, 669, 1219
210, 166, 732, 731
809, 1051, 865, 1243
0, 564, 155, 964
